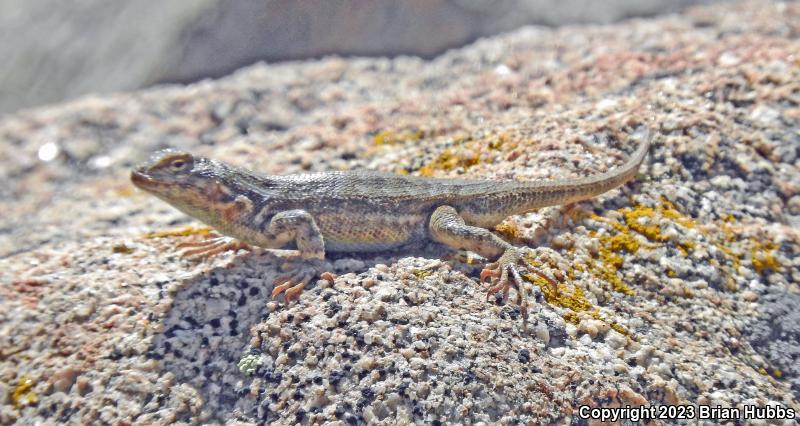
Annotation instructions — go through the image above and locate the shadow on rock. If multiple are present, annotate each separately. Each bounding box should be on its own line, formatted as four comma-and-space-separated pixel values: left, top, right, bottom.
146, 249, 409, 420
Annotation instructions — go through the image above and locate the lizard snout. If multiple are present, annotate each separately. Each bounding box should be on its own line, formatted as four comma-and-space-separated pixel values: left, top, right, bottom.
130, 169, 154, 188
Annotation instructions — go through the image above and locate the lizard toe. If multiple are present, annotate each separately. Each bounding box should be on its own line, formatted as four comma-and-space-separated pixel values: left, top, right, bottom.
283, 285, 305, 303
483, 247, 537, 324
179, 237, 251, 259
479, 262, 501, 283
271, 281, 294, 299
271, 264, 331, 304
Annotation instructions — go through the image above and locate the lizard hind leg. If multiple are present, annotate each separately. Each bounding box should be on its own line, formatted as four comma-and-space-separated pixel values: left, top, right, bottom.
429, 205, 535, 323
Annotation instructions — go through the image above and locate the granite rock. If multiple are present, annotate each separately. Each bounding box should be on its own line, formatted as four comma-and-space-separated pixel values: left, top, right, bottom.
1, 1, 799, 424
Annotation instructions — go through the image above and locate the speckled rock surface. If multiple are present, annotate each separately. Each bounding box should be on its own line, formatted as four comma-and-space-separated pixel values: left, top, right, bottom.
1, 0, 799, 424
2, 0, 717, 114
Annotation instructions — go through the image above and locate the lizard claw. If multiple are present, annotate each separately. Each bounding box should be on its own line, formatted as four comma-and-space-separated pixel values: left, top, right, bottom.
270, 264, 336, 304
479, 262, 500, 282
271, 275, 309, 303
177, 236, 251, 259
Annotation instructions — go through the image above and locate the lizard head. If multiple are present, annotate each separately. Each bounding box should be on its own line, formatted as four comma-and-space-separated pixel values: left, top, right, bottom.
132, 149, 197, 191
131, 150, 228, 218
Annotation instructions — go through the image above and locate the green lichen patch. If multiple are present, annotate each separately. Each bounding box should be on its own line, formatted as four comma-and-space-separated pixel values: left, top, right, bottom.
238, 354, 263, 375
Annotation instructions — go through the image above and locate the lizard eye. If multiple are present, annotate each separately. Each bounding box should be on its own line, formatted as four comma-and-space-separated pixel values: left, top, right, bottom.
165, 155, 193, 172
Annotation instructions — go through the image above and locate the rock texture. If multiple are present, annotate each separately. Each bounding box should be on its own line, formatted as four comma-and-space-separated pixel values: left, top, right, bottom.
2, 0, 718, 114
1, 0, 799, 424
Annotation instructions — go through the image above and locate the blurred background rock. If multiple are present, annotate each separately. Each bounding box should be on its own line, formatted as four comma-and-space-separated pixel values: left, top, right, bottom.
1, 0, 723, 115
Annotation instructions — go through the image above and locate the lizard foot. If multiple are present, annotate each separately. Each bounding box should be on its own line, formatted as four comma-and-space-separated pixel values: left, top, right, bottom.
271, 262, 335, 304
480, 247, 558, 324
177, 236, 251, 259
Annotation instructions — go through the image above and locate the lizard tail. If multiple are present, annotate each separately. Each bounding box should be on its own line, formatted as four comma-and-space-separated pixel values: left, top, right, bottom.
453, 128, 652, 223
548, 126, 652, 203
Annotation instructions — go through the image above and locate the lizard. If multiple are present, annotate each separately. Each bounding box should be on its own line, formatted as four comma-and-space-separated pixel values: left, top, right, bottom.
131, 128, 651, 320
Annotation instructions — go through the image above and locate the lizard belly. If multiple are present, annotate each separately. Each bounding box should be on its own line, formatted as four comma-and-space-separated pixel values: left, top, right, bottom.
316, 213, 427, 252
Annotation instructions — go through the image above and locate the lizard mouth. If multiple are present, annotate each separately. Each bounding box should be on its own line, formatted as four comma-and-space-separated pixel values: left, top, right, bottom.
130, 170, 158, 189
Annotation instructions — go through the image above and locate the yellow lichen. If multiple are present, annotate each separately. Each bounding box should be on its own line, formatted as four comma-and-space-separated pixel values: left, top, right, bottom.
751, 241, 780, 274
144, 226, 213, 239
586, 226, 637, 296
562, 311, 580, 325
521, 256, 633, 339
715, 243, 741, 270
659, 198, 697, 229
609, 322, 631, 337
416, 132, 511, 177
604, 232, 641, 253
12, 376, 37, 408
590, 310, 632, 337
418, 147, 481, 177
587, 197, 702, 293
495, 221, 523, 241
525, 272, 593, 313
373, 129, 425, 146
413, 270, 433, 280
487, 133, 507, 150
715, 215, 782, 276
622, 205, 663, 242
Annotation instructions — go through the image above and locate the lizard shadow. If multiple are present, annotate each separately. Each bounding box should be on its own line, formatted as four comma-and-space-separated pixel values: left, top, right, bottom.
147, 244, 471, 421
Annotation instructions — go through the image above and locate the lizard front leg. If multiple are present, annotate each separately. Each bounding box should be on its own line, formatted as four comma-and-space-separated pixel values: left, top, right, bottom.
429, 205, 555, 323
177, 234, 251, 258
266, 210, 329, 303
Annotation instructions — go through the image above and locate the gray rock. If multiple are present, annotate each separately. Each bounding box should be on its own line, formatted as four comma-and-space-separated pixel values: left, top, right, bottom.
744, 292, 800, 399
1, 0, 719, 114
